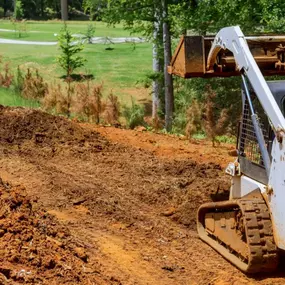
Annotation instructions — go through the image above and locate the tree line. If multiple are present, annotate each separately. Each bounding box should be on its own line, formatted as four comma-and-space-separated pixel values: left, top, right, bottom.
0, 0, 82, 19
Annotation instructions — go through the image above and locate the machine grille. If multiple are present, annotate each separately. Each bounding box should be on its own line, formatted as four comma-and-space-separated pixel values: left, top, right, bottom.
239, 97, 270, 167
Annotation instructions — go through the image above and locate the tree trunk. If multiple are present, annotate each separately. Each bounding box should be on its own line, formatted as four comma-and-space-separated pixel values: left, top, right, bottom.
161, 0, 174, 132
40, 0, 44, 17
61, 0, 68, 21
152, 6, 162, 119
3, 0, 7, 17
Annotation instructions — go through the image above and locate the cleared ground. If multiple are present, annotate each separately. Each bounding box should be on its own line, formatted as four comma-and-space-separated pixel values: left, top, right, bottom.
0, 106, 284, 284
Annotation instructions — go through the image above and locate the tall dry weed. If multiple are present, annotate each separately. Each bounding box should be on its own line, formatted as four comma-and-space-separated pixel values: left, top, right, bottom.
152, 114, 163, 132
42, 83, 59, 112
43, 82, 74, 117
43, 80, 121, 123
203, 85, 229, 146
0, 57, 13, 88
75, 82, 104, 123
103, 91, 120, 125
185, 99, 202, 138
22, 69, 48, 100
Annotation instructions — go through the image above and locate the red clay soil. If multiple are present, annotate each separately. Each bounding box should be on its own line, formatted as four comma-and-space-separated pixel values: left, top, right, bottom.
0, 106, 284, 285
89, 125, 234, 168
0, 179, 105, 285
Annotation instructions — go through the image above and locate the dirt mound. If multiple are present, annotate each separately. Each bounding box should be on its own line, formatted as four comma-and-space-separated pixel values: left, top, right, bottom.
166, 160, 230, 227
0, 106, 231, 230
0, 106, 107, 154
0, 178, 103, 285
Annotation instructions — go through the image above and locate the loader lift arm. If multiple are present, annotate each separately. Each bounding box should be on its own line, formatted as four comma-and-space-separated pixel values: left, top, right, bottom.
206, 26, 285, 134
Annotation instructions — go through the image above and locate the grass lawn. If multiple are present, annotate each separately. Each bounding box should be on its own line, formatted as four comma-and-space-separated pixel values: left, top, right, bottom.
0, 87, 40, 107
0, 20, 141, 42
0, 20, 152, 108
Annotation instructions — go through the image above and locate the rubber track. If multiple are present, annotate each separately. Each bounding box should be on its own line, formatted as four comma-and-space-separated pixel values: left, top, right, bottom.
239, 199, 278, 272
197, 198, 279, 273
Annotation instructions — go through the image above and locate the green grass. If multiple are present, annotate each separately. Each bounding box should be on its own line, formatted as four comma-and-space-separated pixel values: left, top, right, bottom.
0, 88, 40, 107
191, 133, 206, 140
0, 20, 140, 42
215, 135, 236, 144
191, 133, 236, 144
0, 43, 152, 94
0, 20, 152, 108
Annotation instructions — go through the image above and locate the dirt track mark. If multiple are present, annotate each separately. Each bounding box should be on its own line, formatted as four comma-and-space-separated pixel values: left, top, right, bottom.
96, 234, 173, 285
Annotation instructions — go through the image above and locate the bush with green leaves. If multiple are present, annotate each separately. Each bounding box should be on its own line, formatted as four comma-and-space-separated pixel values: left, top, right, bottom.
11, 19, 28, 38
172, 78, 199, 134
44, 7, 57, 19
13, 0, 24, 20
122, 98, 145, 129
84, 24, 95, 44
57, 24, 86, 78
13, 66, 24, 94
0, 7, 4, 18
172, 77, 242, 137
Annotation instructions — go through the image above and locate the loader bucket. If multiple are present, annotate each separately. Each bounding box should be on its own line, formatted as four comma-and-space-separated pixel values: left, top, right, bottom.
168, 35, 285, 78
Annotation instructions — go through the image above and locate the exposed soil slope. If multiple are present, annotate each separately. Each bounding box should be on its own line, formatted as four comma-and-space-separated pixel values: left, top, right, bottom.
0, 106, 284, 285
0, 179, 105, 284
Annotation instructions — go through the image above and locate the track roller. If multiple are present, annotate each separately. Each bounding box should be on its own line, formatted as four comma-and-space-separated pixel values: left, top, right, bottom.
197, 199, 278, 273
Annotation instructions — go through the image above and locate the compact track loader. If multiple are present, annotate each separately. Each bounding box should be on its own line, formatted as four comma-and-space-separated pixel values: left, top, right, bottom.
169, 26, 285, 273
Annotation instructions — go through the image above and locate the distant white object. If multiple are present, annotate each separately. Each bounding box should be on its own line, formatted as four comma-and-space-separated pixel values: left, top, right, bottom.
0, 28, 40, 33
54, 33, 58, 37
0, 36, 145, 46
72, 35, 146, 44
0, 29, 16, 32
0, 38, 57, 46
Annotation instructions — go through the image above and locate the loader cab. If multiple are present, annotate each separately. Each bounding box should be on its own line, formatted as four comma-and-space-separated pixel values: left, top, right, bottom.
267, 81, 285, 114
238, 80, 285, 184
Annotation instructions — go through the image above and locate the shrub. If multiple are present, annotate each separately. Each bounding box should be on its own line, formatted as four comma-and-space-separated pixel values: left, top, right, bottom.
44, 7, 57, 19
22, 69, 48, 100
42, 84, 59, 112
13, 66, 25, 93
103, 91, 120, 125
0, 7, 4, 18
11, 19, 28, 38
83, 23, 95, 44
172, 79, 199, 134
57, 24, 86, 78
0, 58, 13, 88
185, 99, 202, 138
75, 82, 104, 123
203, 85, 230, 146
172, 77, 241, 137
43, 80, 75, 117
122, 98, 145, 129
152, 115, 164, 132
